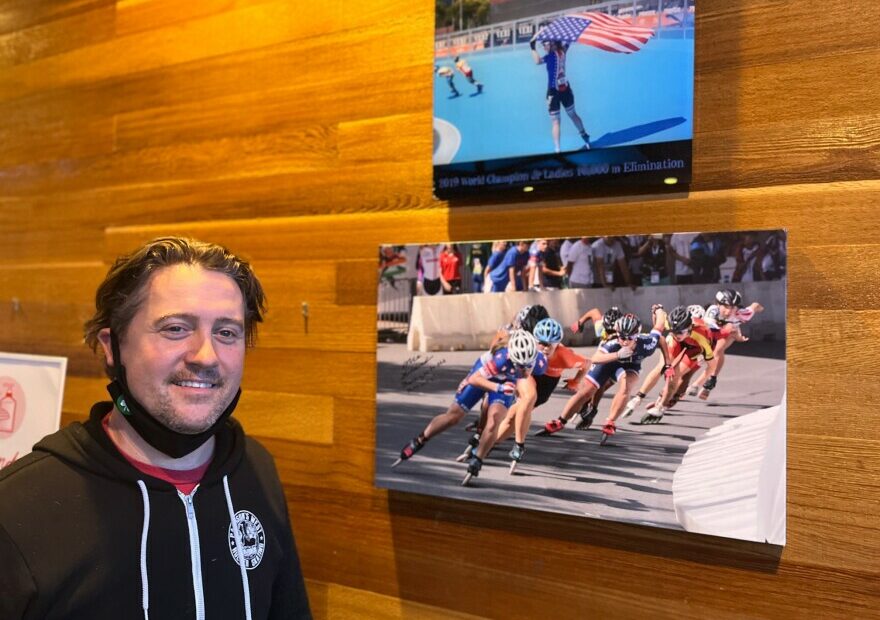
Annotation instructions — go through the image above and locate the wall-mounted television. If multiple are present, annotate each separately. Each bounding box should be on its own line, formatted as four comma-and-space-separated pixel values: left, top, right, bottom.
433, 0, 695, 199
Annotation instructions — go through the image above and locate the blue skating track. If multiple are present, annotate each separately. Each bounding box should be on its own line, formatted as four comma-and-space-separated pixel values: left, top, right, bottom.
434, 34, 694, 164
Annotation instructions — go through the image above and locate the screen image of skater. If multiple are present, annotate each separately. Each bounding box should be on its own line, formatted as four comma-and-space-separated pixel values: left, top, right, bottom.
375, 230, 787, 545
433, 0, 695, 198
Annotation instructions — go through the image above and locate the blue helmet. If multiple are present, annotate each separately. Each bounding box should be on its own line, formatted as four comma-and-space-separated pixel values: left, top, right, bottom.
533, 318, 563, 344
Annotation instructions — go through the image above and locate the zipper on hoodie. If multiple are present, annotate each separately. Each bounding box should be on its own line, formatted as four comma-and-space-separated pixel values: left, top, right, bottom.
178, 487, 205, 620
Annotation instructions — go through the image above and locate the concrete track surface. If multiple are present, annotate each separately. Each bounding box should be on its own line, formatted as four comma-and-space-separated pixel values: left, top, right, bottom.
375, 341, 785, 532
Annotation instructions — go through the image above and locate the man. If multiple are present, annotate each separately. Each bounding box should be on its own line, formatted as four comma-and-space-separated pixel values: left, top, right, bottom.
669, 232, 697, 285
540, 238, 566, 289
591, 236, 636, 291
564, 237, 595, 288
490, 240, 530, 292
530, 37, 591, 153
0, 237, 311, 619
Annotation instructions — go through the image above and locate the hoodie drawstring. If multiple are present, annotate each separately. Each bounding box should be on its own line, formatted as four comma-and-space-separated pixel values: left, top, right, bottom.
223, 475, 253, 620
136, 480, 151, 620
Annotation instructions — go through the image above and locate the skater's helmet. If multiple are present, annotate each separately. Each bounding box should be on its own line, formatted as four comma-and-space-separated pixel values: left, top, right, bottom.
687, 304, 705, 319
715, 288, 742, 307
602, 306, 624, 333
668, 306, 693, 333
507, 330, 539, 366
515, 305, 533, 328
520, 304, 550, 334
614, 314, 641, 339
533, 318, 563, 345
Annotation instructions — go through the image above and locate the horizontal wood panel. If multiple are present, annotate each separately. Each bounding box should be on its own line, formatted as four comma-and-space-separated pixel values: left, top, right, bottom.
0, 3, 114, 67
695, 1, 880, 72
0, 0, 110, 37
0, 0, 427, 103
306, 580, 488, 620
96, 181, 879, 263
286, 483, 879, 619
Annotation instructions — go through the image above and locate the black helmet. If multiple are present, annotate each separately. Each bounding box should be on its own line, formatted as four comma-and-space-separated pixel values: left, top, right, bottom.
614, 314, 641, 338
520, 304, 549, 334
602, 306, 623, 332
668, 305, 693, 333
715, 288, 742, 307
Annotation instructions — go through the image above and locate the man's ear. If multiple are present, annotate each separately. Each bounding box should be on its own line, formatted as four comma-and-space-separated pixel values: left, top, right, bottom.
96, 328, 114, 367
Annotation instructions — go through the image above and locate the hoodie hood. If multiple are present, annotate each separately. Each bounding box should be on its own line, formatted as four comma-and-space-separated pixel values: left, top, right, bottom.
32, 401, 246, 491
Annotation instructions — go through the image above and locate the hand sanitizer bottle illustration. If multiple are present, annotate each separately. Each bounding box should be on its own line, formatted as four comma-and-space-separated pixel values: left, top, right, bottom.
0, 385, 16, 433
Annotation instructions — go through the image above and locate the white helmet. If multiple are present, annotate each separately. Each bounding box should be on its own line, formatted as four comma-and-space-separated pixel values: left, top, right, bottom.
687, 304, 705, 319
507, 330, 538, 366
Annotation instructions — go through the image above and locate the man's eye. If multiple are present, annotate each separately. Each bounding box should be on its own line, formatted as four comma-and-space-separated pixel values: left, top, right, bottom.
217, 329, 241, 340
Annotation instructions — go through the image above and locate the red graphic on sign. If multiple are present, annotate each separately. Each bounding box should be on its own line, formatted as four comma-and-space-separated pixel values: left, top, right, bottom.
0, 377, 26, 438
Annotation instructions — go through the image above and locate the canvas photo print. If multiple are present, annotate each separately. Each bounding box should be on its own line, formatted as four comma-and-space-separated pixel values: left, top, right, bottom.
375, 231, 787, 544
433, 0, 695, 197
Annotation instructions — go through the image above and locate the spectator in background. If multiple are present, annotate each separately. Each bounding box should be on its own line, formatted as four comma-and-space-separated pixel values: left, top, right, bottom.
541, 239, 566, 289
732, 232, 763, 282
527, 239, 548, 290
565, 237, 595, 289
761, 232, 786, 280
379, 245, 407, 286
622, 235, 646, 282
440, 244, 463, 294
486, 241, 509, 293
637, 235, 669, 285
417, 244, 443, 295
669, 232, 697, 285
592, 236, 636, 290
465, 242, 492, 294
560, 238, 576, 268
493, 240, 530, 292
688, 233, 727, 283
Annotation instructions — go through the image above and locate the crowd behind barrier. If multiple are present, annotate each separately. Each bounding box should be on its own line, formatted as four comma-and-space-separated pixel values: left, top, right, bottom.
379, 232, 787, 337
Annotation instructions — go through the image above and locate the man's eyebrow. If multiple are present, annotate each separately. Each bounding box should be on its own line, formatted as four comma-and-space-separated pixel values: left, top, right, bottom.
152, 314, 244, 329
153, 313, 199, 325
214, 317, 245, 330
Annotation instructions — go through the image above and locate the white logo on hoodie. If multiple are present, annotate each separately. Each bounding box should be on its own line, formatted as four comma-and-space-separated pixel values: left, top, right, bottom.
228, 510, 266, 569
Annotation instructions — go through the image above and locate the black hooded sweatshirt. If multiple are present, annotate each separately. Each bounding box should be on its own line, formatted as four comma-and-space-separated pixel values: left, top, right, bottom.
0, 402, 311, 619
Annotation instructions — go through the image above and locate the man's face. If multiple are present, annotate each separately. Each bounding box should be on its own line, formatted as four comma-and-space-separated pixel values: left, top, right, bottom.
718, 303, 735, 319
537, 239, 548, 251
101, 264, 246, 434
542, 41, 551, 52
517, 241, 529, 252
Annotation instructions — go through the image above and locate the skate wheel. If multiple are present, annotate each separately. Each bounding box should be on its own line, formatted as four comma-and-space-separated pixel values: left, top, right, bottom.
599, 433, 609, 446
509, 461, 518, 475
461, 473, 473, 486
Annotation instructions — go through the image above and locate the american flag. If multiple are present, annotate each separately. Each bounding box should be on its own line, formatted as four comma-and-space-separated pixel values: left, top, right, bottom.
536, 12, 655, 54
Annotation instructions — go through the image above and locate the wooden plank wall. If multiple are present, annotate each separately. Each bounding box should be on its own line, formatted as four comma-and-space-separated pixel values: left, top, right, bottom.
1, 0, 879, 617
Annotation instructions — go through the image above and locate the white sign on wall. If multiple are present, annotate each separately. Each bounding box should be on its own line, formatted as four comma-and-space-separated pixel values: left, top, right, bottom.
0, 352, 67, 470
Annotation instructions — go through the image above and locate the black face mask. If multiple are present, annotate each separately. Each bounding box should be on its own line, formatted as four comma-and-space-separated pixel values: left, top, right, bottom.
107, 332, 240, 458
